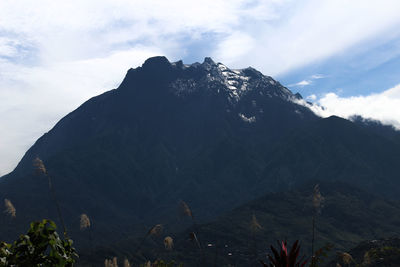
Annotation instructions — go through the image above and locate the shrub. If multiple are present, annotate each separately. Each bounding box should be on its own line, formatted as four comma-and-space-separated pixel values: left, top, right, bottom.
0, 219, 77, 267
260, 240, 308, 267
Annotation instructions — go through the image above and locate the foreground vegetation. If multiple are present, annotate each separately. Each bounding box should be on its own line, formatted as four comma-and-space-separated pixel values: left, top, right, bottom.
1, 208, 396, 266
1, 204, 400, 266
0, 219, 77, 266
3, 219, 398, 267
1, 158, 399, 266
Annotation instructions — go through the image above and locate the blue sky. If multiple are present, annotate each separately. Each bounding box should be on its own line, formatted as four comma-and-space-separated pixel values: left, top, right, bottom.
1, 0, 400, 175
279, 36, 400, 98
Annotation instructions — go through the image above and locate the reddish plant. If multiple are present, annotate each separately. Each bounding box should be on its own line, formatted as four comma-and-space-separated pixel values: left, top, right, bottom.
261, 240, 308, 267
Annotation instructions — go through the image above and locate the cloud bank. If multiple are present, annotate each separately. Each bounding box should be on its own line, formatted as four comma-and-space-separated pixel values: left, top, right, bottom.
304, 84, 400, 129
293, 83, 400, 130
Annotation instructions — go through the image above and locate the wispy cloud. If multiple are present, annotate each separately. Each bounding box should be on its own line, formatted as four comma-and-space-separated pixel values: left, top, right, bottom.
290, 80, 312, 87
215, 0, 400, 75
310, 74, 326, 79
289, 73, 326, 87
307, 94, 317, 101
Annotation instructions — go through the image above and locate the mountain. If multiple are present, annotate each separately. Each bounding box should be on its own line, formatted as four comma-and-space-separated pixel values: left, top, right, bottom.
257, 115, 400, 197
350, 115, 400, 144
0, 56, 319, 245
0, 56, 400, 253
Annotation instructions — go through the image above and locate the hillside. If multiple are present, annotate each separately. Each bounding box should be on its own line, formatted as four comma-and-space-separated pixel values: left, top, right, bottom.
78, 181, 400, 266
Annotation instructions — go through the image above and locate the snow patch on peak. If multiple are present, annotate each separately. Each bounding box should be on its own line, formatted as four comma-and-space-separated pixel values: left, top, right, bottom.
215, 65, 251, 101
217, 63, 228, 72
167, 57, 296, 103
239, 113, 256, 123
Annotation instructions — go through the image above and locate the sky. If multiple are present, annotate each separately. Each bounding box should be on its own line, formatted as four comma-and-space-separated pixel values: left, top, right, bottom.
1, 0, 400, 175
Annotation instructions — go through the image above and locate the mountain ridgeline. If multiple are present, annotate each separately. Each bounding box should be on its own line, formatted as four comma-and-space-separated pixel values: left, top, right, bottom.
1, 56, 400, 253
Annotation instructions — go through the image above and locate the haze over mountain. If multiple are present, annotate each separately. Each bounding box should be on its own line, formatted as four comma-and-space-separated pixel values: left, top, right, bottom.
1, 56, 400, 257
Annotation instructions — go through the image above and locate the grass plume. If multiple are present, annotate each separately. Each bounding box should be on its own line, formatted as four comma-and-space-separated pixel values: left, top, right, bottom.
339, 252, 354, 266
250, 214, 262, 232
80, 213, 94, 266
180, 201, 193, 218
164, 236, 174, 251
4, 199, 16, 218
149, 224, 163, 236
80, 213, 91, 230
33, 157, 47, 175
123, 258, 131, 267
313, 184, 325, 213
134, 223, 164, 257
104, 257, 118, 267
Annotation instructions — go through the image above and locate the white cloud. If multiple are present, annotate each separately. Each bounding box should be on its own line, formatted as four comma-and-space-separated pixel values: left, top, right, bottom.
290, 80, 312, 87
307, 94, 317, 101
216, 0, 400, 75
311, 74, 325, 79
0, 0, 287, 174
212, 32, 256, 65
0, 38, 18, 57
301, 84, 400, 129
289, 74, 326, 87
0, 47, 163, 174
0, 0, 282, 64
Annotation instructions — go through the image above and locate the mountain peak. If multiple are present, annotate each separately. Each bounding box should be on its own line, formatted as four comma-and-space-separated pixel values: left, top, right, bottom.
117, 56, 298, 104
142, 56, 171, 69
203, 57, 216, 65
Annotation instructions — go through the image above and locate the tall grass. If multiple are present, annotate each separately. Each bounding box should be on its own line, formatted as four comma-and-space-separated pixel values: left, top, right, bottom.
80, 213, 94, 266
180, 201, 205, 265
134, 223, 164, 258
250, 213, 262, 262
33, 157, 67, 236
311, 184, 324, 266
